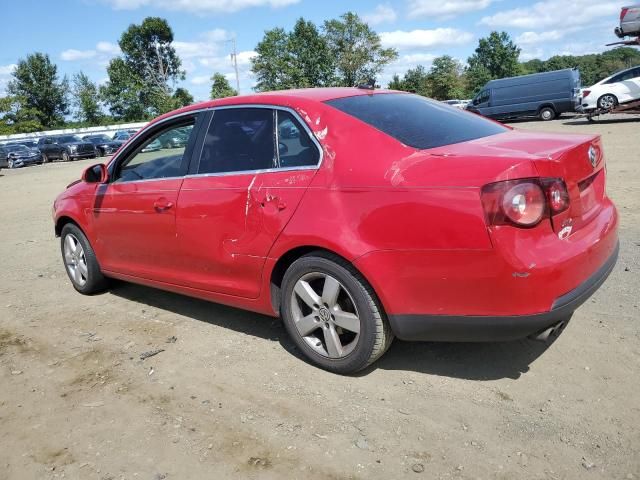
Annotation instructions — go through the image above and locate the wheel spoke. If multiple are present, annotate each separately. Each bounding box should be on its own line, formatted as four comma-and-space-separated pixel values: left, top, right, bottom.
296, 313, 319, 336
333, 309, 360, 334
294, 280, 320, 309
77, 259, 88, 278
323, 325, 343, 358
321, 276, 341, 308
64, 249, 74, 264
65, 235, 76, 254
72, 266, 82, 284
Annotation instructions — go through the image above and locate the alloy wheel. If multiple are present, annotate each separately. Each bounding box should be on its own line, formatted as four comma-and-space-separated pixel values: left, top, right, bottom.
290, 272, 361, 359
63, 234, 88, 286
8, 159, 14, 169
599, 94, 616, 110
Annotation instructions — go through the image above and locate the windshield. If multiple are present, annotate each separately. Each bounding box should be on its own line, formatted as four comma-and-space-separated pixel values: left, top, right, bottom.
326, 93, 507, 150
89, 135, 111, 142
6, 145, 29, 153
58, 135, 82, 143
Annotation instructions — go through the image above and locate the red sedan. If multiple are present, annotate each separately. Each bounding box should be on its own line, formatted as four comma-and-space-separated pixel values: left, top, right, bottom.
52, 88, 619, 374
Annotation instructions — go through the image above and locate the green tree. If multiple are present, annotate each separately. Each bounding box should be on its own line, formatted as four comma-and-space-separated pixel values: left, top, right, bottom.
72, 72, 101, 124
467, 31, 521, 93
387, 65, 431, 96
0, 96, 43, 134
101, 17, 185, 119
324, 12, 398, 86
428, 55, 465, 100
7, 53, 68, 128
172, 87, 194, 107
210, 73, 237, 99
252, 18, 335, 91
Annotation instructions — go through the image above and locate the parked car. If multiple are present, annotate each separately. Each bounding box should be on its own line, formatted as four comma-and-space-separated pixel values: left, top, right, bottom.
38, 135, 96, 163
112, 131, 132, 142
467, 69, 581, 121
578, 65, 640, 112
442, 99, 470, 109
7, 139, 39, 152
83, 134, 124, 157
158, 129, 189, 148
0, 143, 43, 168
615, 4, 640, 38
52, 88, 618, 374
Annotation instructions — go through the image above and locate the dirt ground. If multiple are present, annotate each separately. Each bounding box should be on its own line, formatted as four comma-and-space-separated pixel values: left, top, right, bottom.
0, 114, 638, 480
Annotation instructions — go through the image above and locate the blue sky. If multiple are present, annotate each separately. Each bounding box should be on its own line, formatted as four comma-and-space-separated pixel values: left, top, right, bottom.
0, 0, 627, 101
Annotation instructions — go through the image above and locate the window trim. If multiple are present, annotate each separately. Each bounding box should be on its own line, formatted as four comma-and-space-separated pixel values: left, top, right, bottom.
187, 104, 323, 179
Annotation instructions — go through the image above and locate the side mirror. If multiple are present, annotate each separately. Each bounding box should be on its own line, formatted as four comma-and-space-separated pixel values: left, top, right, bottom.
82, 163, 108, 184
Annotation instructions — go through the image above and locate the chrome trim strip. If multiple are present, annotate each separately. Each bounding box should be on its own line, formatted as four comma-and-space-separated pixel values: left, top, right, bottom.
184, 164, 318, 180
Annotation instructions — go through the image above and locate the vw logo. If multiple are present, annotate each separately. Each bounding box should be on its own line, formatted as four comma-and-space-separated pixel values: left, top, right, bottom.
319, 307, 331, 322
588, 146, 598, 168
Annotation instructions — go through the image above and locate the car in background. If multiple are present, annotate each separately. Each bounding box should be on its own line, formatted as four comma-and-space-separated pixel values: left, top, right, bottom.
615, 5, 640, 38
83, 134, 124, 157
52, 88, 618, 374
38, 135, 97, 163
0, 143, 43, 169
158, 128, 189, 148
578, 66, 640, 111
442, 99, 470, 109
7, 139, 40, 152
467, 69, 580, 121
113, 131, 161, 152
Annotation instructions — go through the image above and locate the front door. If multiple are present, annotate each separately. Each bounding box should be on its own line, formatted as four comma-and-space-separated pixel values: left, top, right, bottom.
175, 107, 321, 298
92, 115, 199, 283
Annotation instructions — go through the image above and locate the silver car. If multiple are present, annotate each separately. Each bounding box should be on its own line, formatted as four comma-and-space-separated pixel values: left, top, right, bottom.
615, 4, 640, 38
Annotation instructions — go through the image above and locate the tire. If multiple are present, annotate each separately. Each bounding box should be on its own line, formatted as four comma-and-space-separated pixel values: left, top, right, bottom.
95, 147, 103, 157
7, 159, 14, 169
280, 252, 393, 374
60, 223, 108, 295
41, 152, 49, 163
539, 106, 555, 121
597, 94, 618, 110
61, 151, 70, 162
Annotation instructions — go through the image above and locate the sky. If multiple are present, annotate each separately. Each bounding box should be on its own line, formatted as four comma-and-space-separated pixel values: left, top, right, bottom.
0, 0, 629, 102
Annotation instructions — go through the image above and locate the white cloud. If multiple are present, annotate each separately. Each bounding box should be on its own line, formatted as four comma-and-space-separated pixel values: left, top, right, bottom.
363, 4, 397, 26
380, 28, 473, 49
408, 0, 495, 19
0, 64, 16, 96
519, 48, 544, 61
0, 64, 16, 75
516, 30, 564, 45
480, 0, 625, 29
174, 41, 219, 59
96, 41, 121, 56
61, 49, 96, 61
102, 0, 299, 14
191, 75, 211, 85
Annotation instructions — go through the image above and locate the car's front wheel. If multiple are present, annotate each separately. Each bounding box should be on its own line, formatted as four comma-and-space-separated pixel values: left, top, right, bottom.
61, 151, 70, 162
539, 106, 555, 121
60, 224, 108, 294
7, 159, 15, 169
280, 252, 393, 374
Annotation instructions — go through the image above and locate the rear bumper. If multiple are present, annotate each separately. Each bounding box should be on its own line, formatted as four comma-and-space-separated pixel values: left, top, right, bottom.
389, 241, 618, 342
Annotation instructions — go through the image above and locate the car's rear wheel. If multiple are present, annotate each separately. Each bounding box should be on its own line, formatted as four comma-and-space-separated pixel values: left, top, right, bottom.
539, 106, 555, 121
60, 223, 108, 295
62, 151, 70, 162
598, 94, 618, 110
280, 252, 393, 374
41, 152, 48, 163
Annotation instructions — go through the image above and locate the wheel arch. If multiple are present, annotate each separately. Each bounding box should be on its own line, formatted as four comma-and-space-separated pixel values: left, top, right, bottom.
269, 245, 381, 315
537, 103, 556, 114
55, 214, 83, 237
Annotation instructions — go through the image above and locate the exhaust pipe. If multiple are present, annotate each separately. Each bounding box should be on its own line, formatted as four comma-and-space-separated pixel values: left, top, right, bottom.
529, 320, 567, 342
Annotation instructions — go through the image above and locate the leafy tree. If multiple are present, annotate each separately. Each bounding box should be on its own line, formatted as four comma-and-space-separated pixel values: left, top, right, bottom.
172, 87, 194, 107
72, 72, 101, 124
252, 18, 335, 91
428, 55, 465, 100
102, 17, 185, 119
324, 12, 398, 86
0, 96, 43, 134
387, 65, 431, 96
7, 53, 68, 128
467, 31, 521, 93
210, 73, 237, 99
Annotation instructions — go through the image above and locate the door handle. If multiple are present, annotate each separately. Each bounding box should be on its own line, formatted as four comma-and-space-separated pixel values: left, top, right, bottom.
153, 198, 174, 212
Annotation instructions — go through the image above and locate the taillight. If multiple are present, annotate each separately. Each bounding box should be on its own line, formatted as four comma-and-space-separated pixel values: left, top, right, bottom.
582, 89, 591, 99
481, 178, 569, 228
621, 7, 629, 20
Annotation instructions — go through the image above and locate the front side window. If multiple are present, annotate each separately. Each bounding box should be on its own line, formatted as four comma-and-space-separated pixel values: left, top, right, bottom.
276, 111, 320, 168
327, 93, 507, 150
113, 119, 196, 182
198, 108, 275, 174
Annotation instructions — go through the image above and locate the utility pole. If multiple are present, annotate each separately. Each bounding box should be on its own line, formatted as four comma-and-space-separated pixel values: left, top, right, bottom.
229, 37, 240, 94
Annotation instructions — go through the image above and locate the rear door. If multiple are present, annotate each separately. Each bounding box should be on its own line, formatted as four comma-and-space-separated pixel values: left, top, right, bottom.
175, 106, 321, 298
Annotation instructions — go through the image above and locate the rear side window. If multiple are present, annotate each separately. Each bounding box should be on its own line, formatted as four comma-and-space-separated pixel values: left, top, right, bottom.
326, 93, 507, 150
199, 108, 275, 174
276, 111, 320, 168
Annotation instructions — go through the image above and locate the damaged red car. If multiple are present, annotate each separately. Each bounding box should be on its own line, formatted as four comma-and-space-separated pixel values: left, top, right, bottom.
52, 88, 619, 374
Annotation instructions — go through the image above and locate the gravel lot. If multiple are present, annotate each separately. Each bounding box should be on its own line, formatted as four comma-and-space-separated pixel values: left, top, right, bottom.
0, 114, 638, 480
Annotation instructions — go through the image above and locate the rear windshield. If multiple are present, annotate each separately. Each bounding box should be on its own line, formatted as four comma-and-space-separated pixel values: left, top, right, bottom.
326, 93, 507, 150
